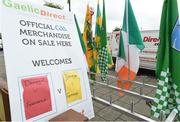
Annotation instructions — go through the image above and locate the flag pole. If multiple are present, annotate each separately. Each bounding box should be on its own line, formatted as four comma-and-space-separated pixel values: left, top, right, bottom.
68, 0, 71, 12
126, 0, 130, 80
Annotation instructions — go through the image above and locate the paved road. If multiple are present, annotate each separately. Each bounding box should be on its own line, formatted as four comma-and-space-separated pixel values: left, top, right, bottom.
90, 69, 157, 121
0, 52, 3, 57
0, 50, 158, 121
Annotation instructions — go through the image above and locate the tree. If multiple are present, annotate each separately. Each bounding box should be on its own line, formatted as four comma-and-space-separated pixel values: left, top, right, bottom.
113, 27, 121, 32
44, 1, 64, 10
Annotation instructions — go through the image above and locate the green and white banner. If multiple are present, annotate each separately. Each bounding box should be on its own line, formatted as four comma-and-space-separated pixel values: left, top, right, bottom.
151, 0, 180, 120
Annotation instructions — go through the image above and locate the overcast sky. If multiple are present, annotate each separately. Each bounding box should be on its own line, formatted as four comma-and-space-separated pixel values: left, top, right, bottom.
1, 0, 180, 33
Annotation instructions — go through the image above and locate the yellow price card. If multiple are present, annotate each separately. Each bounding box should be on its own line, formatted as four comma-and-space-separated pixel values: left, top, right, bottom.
63, 70, 82, 104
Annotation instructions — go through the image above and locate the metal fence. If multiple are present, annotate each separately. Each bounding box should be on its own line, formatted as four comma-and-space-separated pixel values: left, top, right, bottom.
88, 72, 177, 122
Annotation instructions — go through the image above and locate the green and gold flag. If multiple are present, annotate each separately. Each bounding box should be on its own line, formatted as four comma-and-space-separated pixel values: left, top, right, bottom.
74, 15, 86, 54
83, 5, 94, 71
93, 0, 102, 74
98, 0, 108, 81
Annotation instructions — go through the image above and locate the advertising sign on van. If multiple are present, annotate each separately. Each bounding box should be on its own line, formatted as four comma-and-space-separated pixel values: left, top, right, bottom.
139, 30, 160, 70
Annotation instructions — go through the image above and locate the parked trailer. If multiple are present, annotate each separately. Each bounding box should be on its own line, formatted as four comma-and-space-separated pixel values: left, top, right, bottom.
108, 30, 160, 70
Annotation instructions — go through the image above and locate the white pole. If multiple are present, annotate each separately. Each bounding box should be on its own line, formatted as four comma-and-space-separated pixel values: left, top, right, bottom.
126, 0, 130, 80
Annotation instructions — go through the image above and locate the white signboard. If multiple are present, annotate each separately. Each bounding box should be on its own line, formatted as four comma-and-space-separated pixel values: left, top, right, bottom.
0, 0, 94, 121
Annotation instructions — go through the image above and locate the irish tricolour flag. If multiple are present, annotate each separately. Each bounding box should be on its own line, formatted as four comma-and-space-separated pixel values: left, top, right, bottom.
151, 0, 180, 120
115, 0, 144, 96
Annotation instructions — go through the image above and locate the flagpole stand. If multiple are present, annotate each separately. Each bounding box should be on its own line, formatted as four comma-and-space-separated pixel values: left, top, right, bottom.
140, 82, 144, 95
131, 100, 134, 113
107, 78, 110, 85
159, 111, 166, 121
109, 95, 112, 104
93, 87, 96, 97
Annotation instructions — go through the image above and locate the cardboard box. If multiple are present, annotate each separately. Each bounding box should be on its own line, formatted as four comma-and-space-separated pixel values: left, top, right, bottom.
49, 109, 88, 121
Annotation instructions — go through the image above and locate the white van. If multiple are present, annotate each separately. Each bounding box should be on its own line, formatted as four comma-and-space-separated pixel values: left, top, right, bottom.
108, 30, 160, 70
108, 31, 120, 57
139, 30, 159, 70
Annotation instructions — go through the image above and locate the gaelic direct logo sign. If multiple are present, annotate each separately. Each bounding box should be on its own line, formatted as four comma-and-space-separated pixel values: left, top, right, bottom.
2, 0, 65, 20
0, 0, 94, 121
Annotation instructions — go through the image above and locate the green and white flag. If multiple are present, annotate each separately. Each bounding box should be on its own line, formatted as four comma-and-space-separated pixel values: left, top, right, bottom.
151, 0, 180, 120
98, 0, 108, 81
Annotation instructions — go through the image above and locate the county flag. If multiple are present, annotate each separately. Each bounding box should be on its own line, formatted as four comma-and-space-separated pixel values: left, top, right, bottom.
115, 0, 144, 96
74, 15, 88, 70
151, 0, 180, 120
93, 0, 102, 74
74, 15, 86, 54
98, 0, 109, 81
83, 5, 94, 71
